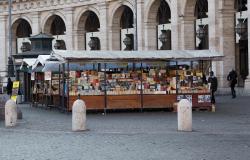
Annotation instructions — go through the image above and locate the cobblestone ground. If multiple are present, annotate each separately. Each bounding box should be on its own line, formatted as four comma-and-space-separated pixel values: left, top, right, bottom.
0, 96, 250, 160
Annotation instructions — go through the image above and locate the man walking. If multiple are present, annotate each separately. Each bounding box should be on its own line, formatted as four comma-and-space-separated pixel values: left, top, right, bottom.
208, 71, 218, 104
227, 69, 237, 98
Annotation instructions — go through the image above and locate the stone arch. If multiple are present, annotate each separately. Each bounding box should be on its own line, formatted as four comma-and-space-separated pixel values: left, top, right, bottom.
109, 0, 135, 27
183, 0, 197, 17
144, 0, 171, 50
11, 18, 32, 54
41, 12, 66, 34
145, 0, 171, 24
181, 0, 210, 50
12, 15, 32, 28
74, 7, 100, 31
76, 10, 101, 50
42, 15, 66, 35
110, 4, 135, 50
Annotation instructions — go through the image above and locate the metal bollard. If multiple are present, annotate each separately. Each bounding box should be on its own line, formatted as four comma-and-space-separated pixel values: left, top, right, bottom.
5, 99, 17, 127
177, 99, 192, 132
72, 99, 86, 131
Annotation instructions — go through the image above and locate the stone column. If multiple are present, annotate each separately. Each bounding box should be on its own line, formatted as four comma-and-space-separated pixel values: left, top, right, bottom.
136, 0, 144, 51
216, 8, 236, 89
31, 12, 40, 35
171, 0, 181, 50
180, 16, 196, 50
208, 0, 219, 78
244, 2, 250, 92
0, 15, 7, 78
109, 26, 120, 50
75, 29, 86, 50
144, 22, 157, 50
208, 0, 219, 51
99, 2, 109, 50
64, 7, 74, 50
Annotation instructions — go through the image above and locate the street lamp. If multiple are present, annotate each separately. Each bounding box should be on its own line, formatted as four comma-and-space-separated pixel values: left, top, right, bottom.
123, 34, 132, 50
196, 24, 206, 40
7, 0, 15, 77
235, 0, 248, 40
195, 0, 207, 41
235, 18, 248, 39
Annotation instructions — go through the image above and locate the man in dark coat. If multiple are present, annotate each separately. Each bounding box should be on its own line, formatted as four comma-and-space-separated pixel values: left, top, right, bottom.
227, 69, 237, 98
6, 77, 13, 96
208, 71, 218, 104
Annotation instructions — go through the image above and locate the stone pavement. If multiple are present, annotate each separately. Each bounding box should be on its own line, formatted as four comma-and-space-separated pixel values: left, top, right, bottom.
0, 96, 250, 160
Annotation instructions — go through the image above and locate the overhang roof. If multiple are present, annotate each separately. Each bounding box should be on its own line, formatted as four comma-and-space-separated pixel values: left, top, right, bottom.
53, 50, 223, 62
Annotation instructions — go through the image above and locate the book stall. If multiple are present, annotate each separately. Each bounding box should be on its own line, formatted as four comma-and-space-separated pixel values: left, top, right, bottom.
31, 55, 64, 108
48, 50, 222, 112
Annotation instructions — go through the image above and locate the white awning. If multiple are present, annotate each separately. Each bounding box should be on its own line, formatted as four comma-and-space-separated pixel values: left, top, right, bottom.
32, 55, 50, 70
53, 50, 223, 62
22, 58, 37, 66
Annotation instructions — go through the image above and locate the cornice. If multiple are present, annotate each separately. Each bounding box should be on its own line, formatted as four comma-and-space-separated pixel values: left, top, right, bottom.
0, 0, 100, 15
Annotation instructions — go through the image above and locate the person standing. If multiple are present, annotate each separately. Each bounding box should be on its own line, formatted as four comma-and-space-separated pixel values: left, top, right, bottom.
208, 71, 218, 104
6, 77, 13, 96
227, 69, 237, 98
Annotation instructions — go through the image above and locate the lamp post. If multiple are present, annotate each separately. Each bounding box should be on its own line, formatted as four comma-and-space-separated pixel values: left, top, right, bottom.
8, 0, 15, 77
158, 26, 168, 50
196, 24, 206, 40
235, 0, 248, 40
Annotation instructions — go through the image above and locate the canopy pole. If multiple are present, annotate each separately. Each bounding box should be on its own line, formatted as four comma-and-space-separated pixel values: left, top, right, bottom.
104, 63, 107, 115
140, 62, 143, 112
67, 61, 69, 112
175, 61, 179, 95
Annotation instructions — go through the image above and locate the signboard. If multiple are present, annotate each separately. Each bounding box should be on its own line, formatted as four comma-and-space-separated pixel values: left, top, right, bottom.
11, 81, 19, 102
45, 72, 52, 81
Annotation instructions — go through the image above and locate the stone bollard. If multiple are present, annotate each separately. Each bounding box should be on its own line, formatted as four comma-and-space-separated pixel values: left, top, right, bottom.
177, 99, 192, 132
5, 99, 17, 127
72, 99, 86, 131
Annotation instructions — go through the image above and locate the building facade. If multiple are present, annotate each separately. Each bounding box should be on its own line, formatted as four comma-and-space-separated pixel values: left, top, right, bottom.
0, 0, 249, 94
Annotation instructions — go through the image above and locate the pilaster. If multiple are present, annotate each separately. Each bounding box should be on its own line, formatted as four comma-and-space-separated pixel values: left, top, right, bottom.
208, 0, 219, 51
98, 2, 109, 50
144, 22, 157, 50
31, 12, 40, 35
64, 7, 74, 50
216, 8, 236, 89
136, 0, 144, 51
0, 15, 7, 77
244, 2, 250, 92
180, 16, 196, 50
171, 0, 180, 50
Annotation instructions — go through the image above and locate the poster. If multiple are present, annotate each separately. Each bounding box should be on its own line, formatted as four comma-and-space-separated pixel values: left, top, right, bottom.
69, 71, 76, 78
11, 81, 19, 102
31, 72, 35, 80
177, 94, 192, 104
45, 71, 52, 81
198, 95, 211, 103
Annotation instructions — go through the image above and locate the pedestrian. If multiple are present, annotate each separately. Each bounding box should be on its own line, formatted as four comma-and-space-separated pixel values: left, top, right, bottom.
6, 77, 13, 96
208, 71, 218, 104
227, 69, 237, 98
